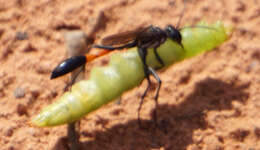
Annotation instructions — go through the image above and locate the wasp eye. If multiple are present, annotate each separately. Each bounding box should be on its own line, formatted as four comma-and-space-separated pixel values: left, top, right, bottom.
165, 25, 182, 45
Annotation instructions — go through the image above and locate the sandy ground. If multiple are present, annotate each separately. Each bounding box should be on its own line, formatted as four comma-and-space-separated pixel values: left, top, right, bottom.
0, 0, 260, 150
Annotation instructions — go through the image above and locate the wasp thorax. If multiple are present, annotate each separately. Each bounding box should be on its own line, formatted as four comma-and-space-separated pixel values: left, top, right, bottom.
164, 25, 182, 45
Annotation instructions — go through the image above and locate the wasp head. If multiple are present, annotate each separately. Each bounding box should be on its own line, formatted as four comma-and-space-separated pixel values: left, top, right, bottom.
164, 25, 182, 46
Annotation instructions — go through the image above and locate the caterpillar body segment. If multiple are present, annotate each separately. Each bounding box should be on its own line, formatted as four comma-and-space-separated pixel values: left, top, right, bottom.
181, 21, 231, 58
32, 21, 233, 127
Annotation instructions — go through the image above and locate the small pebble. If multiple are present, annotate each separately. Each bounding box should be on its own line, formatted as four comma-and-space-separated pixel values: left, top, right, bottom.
21, 42, 36, 52
44, 130, 50, 135
245, 60, 259, 73
0, 28, 4, 38
14, 87, 26, 99
254, 127, 260, 139
8, 145, 15, 150
2, 76, 15, 87
1, 45, 13, 59
236, 1, 246, 12
42, 90, 58, 99
4, 127, 14, 137
27, 128, 36, 136
16, 104, 28, 116
0, 91, 5, 98
30, 88, 40, 99
229, 128, 250, 142
35, 62, 52, 74
15, 31, 28, 40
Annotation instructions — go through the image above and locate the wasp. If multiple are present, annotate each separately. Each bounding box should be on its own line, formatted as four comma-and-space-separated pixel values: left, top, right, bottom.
51, 25, 184, 125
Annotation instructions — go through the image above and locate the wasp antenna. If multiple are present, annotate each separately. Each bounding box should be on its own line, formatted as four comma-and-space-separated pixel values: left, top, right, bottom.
50, 55, 86, 79
176, 0, 187, 29
180, 25, 219, 32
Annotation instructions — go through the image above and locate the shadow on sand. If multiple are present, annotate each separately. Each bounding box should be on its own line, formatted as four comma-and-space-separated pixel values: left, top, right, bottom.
52, 77, 250, 150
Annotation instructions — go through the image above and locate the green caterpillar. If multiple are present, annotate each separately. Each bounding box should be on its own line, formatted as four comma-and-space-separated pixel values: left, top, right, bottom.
32, 21, 233, 127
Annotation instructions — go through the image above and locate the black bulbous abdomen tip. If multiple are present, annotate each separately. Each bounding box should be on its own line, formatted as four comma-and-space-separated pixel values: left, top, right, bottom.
50, 55, 86, 79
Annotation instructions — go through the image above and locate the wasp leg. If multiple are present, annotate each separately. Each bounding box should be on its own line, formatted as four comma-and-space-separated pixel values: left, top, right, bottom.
63, 66, 85, 92
147, 66, 161, 126
92, 41, 137, 50
153, 46, 164, 67
137, 47, 151, 128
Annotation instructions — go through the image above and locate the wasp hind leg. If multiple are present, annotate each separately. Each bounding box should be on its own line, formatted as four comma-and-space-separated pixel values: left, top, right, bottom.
137, 47, 151, 128
147, 66, 161, 127
137, 47, 161, 128
63, 66, 85, 92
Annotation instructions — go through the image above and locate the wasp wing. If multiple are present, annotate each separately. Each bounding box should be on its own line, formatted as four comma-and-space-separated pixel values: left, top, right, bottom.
101, 26, 150, 46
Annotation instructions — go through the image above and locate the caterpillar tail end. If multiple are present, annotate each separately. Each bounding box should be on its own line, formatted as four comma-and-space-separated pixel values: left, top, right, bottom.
31, 93, 80, 127
31, 80, 99, 127
30, 115, 49, 127
31, 105, 71, 127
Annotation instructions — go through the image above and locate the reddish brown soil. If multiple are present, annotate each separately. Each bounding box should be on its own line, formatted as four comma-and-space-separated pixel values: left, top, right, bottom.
1, 0, 260, 150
